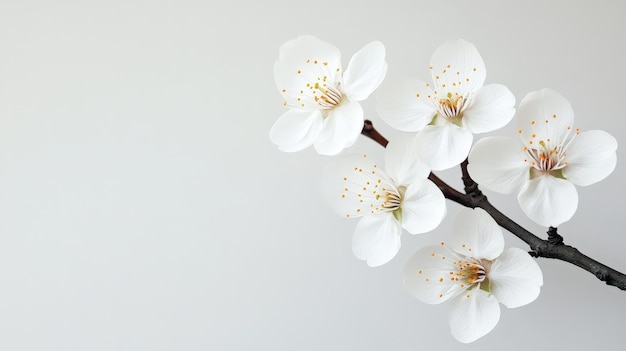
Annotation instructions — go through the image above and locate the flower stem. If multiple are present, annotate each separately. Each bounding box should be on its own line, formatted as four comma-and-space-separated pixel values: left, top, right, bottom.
361, 120, 626, 291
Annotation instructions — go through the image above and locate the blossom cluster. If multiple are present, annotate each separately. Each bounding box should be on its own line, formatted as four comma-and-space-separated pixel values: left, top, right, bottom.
269, 35, 617, 342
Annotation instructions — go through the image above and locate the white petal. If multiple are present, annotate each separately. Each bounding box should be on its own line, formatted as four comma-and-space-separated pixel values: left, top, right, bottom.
401, 180, 446, 234
463, 84, 516, 134
314, 101, 364, 155
516, 88, 575, 142
430, 39, 486, 96
448, 289, 500, 343
353, 214, 402, 267
517, 175, 578, 227
403, 245, 465, 304
321, 154, 396, 219
467, 137, 529, 194
384, 135, 430, 185
269, 109, 323, 152
342, 41, 388, 101
489, 248, 543, 308
415, 123, 473, 171
376, 78, 437, 132
451, 208, 504, 260
562, 130, 618, 186
278, 35, 341, 64
274, 36, 343, 110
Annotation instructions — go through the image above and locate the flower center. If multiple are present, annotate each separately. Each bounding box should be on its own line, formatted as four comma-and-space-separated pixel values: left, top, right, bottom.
459, 260, 485, 283
312, 82, 343, 109
438, 92, 467, 119
340, 157, 404, 219
457, 258, 492, 292
518, 119, 579, 178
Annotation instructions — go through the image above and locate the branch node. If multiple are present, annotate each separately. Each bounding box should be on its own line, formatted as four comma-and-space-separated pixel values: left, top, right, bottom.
460, 159, 483, 200
547, 227, 564, 245
594, 269, 609, 281
530, 241, 552, 258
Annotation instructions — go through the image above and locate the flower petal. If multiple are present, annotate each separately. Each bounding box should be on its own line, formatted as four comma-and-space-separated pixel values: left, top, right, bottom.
384, 135, 430, 185
342, 41, 387, 101
517, 175, 578, 227
401, 180, 446, 234
278, 35, 341, 64
489, 248, 543, 308
467, 137, 529, 194
462, 84, 516, 134
448, 289, 500, 343
376, 78, 438, 132
516, 89, 575, 142
562, 130, 618, 186
314, 101, 364, 155
403, 245, 465, 304
269, 109, 324, 152
451, 208, 504, 260
353, 214, 402, 267
415, 123, 473, 171
430, 39, 486, 96
274, 35, 343, 110
321, 154, 396, 219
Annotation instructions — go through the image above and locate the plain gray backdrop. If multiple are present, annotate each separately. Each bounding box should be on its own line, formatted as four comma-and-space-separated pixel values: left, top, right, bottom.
0, 0, 624, 350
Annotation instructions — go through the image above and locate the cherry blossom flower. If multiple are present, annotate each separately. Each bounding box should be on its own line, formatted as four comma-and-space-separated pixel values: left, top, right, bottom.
322, 137, 446, 266
270, 35, 387, 155
468, 89, 617, 227
377, 39, 515, 170
404, 208, 543, 343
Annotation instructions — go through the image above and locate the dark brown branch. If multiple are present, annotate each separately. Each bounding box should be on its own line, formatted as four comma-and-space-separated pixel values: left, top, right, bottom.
361, 120, 389, 147
361, 120, 626, 291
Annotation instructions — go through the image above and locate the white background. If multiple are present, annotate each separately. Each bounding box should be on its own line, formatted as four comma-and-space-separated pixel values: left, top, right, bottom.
0, 0, 625, 350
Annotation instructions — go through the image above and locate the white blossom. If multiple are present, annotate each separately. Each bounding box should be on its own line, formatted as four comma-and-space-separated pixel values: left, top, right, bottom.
270, 35, 387, 155
404, 208, 543, 343
322, 137, 446, 266
468, 89, 617, 227
377, 39, 515, 170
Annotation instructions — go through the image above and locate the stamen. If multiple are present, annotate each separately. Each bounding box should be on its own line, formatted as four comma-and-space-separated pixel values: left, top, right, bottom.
436, 92, 468, 120
519, 119, 580, 176
341, 165, 402, 217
